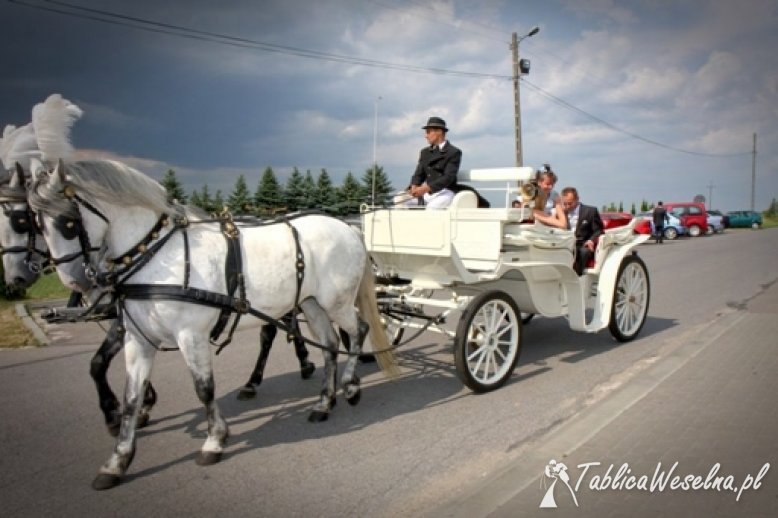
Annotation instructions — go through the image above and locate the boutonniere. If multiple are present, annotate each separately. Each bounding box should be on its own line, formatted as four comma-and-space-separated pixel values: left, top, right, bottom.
581, 219, 589, 225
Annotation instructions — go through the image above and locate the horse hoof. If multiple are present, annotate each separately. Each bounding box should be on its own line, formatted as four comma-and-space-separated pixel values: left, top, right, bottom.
92, 473, 121, 491
308, 410, 329, 423
300, 361, 315, 379
346, 390, 361, 406
196, 451, 223, 466
236, 386, 256, 400
137, 412, 150, 429
106, 421, 120, 438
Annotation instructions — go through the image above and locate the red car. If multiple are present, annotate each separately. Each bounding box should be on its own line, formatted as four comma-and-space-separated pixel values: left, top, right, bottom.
662, 202, 708, 237
599, 212, 651, 234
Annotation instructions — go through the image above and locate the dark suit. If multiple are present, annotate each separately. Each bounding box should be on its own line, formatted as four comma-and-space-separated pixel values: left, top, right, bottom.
410, 141, 462, 193
571, 203, 604, 275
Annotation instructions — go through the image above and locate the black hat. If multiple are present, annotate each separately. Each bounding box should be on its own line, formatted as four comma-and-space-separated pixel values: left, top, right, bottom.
422, 116, 448, 132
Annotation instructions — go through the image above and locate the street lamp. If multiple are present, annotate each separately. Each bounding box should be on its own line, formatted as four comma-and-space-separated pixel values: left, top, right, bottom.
372, 96, 382, 206
512, 25, 539, 167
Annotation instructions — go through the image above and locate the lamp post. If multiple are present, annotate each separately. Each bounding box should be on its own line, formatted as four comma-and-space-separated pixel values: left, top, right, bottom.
372, 96, 382, 206
512, 26, 539, 167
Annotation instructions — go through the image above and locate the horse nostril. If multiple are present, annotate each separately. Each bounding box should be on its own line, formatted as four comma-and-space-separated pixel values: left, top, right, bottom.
12, 277, 27, 287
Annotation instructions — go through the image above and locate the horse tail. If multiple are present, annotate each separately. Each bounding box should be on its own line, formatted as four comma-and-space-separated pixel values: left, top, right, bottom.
356, 258, 399, 378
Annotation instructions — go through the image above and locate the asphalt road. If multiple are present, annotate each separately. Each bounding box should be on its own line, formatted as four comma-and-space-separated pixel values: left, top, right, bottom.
0, 228, 775, 517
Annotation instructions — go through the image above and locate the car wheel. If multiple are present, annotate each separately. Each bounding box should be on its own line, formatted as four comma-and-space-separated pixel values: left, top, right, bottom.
751, 222, 760, 229
663, 227, 678, 240
688, 225, 701, 237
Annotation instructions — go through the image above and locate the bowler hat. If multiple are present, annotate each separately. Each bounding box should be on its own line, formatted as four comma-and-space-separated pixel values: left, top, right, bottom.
422, 116, 448, 132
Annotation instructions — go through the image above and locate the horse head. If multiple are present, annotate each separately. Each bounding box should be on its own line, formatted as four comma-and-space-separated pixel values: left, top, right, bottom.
28, 160, 109, 293
0, 163, 48, 289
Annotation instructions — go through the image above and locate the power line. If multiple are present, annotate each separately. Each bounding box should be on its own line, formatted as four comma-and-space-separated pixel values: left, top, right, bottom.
9, 0, 752, 158
522, 78, 752, 158
10, 0, 510, 80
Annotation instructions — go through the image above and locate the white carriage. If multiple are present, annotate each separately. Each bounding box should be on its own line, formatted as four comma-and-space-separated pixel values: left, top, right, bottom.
361, 167, 650, 392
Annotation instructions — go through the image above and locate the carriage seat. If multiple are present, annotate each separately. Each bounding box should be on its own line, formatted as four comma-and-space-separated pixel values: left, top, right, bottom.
449, 189, 478, 210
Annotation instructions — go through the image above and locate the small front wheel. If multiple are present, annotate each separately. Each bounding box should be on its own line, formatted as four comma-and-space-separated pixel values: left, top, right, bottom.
608, 254, 650, 342
454, 291, 522, 393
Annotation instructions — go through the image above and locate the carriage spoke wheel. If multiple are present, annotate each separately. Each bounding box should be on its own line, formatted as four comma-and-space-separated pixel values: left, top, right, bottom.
608, 254, 650, 342
454, 290, 522, 393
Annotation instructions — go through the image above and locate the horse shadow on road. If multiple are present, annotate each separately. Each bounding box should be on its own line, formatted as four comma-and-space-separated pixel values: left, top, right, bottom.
123, 314, 678, 482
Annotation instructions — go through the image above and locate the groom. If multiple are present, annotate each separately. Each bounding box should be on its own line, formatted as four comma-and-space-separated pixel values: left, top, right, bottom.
561, 187, 603, 275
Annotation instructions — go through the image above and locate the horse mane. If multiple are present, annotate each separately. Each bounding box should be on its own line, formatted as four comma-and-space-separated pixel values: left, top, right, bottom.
29, 160, 185, 219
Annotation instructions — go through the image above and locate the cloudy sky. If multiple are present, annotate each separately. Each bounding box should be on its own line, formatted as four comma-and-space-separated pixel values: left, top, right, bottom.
2, 0, 776, 211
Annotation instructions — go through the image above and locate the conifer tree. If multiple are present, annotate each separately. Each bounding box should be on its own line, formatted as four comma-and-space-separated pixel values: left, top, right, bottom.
228, 174, 252, 214
254, 167, 284, 211
316, 169, 338, 209
284, 167, 305, 211
360, 164, 394, 206
301, 170, 317, 210
337, 171, 363, 214
160, 169, 187, 204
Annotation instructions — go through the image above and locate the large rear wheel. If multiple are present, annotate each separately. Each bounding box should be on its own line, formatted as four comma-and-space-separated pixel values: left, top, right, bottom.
454, 290, 522, 393
608, 254, 650, 342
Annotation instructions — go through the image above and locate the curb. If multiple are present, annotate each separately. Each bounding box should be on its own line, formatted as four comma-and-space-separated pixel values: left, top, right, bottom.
15, 303, 50, 346
429, 310, 747, 518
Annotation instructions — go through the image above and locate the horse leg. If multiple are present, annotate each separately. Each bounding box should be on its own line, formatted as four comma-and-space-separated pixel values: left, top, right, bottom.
237, 323, 276, 400
300, 299, 339, 422
178, 331, 229, 466
340, 316, 369, 406
92, 334, 154, 491
137, 382, 157, 429
90, 320, 125, 437
286, 313, 315, 379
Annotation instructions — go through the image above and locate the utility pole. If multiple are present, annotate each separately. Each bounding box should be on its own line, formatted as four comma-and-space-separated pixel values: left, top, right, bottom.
511, 26, 539, 167
706, 182, 715, 209
751, 133, 757, 211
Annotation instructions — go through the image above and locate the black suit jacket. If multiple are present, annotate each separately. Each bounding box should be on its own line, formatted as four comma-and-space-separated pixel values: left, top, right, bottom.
573, 204, 604, 247
410, 141, 462, 193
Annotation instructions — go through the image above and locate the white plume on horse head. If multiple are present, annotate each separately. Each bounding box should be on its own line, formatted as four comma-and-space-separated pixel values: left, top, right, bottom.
32, 93, 83, 165
0, 123, 38, 171
0, 93, 82, 172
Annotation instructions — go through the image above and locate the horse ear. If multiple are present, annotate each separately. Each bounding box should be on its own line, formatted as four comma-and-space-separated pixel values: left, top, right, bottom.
10, 162, 25, 188
48, 159, 66, 190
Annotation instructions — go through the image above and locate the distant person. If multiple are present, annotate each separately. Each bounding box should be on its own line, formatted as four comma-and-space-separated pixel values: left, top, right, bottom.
403, 116, 462, 209
561, 187, 603, 275
653, 201, 670, 244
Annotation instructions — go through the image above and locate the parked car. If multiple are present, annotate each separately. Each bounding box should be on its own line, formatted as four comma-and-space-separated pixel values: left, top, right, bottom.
726, 210, 763, 229
707, 209, 729, 228
706, 211, 725, 234
637, 211, 687, 240
600, 212, 633, 230
663, 202, 709, 237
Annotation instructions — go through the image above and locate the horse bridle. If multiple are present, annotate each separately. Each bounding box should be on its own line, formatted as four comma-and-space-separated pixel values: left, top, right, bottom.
0, 196, 50, 273
38, 185, 109, 279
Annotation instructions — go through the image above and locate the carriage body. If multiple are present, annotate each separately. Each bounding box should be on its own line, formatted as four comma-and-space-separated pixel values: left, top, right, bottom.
362, 167, 650, 392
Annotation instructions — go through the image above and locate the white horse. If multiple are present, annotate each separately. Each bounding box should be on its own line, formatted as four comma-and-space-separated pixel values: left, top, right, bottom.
28, 159, 395, 490
1, 165, 48, 288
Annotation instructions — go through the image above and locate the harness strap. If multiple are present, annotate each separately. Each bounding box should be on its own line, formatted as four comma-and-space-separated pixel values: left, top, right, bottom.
281, 217, 306, 342
209, 214, 247, 352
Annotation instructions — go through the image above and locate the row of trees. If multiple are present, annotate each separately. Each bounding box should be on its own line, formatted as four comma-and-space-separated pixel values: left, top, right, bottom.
161, 166, 396, 216
601, 200, 655, 215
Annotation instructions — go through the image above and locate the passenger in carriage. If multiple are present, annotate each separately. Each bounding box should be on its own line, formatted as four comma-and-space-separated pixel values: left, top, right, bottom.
517, 165, 568, 229
561, 186, 603, 275
402, 116, 462, 209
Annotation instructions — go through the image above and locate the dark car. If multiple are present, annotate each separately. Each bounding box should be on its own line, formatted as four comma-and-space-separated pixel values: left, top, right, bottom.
727, 210, 763, 229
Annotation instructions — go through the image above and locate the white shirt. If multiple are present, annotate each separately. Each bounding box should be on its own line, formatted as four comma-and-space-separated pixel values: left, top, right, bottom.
567, 202, 580, 231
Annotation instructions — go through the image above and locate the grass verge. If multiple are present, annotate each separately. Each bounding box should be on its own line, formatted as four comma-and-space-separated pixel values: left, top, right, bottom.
0, 272, 70, 348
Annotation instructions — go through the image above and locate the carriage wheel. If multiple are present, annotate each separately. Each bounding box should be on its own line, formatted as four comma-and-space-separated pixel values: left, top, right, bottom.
454, 290, 522, 393
608, 254, 650, 342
